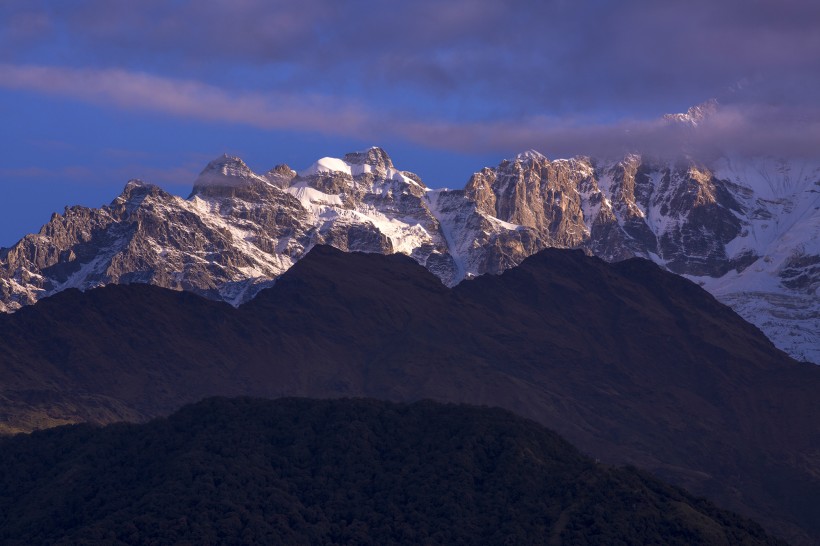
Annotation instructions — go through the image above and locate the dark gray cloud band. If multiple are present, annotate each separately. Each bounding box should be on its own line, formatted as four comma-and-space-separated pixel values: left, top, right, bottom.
1, 0, 818, 159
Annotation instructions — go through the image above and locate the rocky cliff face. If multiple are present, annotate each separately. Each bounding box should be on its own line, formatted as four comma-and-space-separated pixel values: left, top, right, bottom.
1, 147, 817, 362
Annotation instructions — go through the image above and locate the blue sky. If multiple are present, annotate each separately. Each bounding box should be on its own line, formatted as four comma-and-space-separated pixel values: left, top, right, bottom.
1, 0, 818, 246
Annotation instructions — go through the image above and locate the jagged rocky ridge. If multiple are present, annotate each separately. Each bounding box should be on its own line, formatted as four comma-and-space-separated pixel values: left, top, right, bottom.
0, 146, 817, 361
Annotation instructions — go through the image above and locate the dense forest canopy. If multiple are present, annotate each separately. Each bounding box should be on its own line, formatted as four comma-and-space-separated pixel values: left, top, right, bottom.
0, 397, 785, 545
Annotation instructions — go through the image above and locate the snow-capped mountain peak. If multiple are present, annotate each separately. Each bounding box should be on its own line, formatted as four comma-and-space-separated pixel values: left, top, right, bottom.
663, 98, 719, 126
192, 154, 270, 194
514, 149, 548, 162
297, 147, 422, 187
297, 156, 355, 177
202, 153, 255, 178
119, 179, 152, 199
0, 145, 817, 362
343, 146, 394, 169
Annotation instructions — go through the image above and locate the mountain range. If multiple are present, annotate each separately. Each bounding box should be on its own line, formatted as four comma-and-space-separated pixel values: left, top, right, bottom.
1, 245, 817, 543
0, 140, 817, 363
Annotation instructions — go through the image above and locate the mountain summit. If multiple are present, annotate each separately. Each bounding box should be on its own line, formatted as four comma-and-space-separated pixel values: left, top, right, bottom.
0, 146, 817, 361
663, 98, 720, 126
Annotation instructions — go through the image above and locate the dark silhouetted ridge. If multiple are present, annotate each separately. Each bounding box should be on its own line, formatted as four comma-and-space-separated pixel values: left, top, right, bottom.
0, 245, 817, 543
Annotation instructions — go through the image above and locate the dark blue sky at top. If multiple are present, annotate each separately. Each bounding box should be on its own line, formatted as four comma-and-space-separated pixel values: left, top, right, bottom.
1, 0, 819, 246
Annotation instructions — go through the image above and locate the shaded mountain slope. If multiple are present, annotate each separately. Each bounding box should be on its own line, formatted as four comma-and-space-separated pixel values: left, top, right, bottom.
0, 246, 817, 543
0, 397, 786, 545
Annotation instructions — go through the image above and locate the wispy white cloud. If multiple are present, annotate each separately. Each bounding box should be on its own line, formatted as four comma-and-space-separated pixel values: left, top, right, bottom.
2, 63, 819, 161
0, 64, 371, 136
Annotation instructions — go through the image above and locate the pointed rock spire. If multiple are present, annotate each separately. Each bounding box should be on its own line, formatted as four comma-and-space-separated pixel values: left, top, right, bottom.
343, 147, 394, 171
